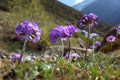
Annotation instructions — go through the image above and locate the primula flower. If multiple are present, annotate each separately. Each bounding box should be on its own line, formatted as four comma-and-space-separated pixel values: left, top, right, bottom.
49, 25, 77, 43
15, 21, 41, 43
49, 27, 61, 43
78, 13, 98, 29
106, 35, 116, 42
65, 53, 71, 60
65, 53, 80, 61
116, 26, 120, 34
71, 53, 80, 61
62, 25, 77, 38
67, 24, 77, 36
11, 53, 24, 63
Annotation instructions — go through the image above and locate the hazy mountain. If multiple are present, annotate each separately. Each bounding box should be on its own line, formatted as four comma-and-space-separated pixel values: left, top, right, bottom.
73, 0, 120, 26
73, 0, 96, 11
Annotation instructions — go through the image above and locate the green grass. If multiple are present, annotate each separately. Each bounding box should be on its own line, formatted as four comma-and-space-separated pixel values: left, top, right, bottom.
1, 52, 120, 80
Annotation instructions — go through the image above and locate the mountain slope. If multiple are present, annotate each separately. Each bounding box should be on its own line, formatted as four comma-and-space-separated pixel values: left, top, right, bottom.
0, 0, 109, 52
73, 0, 120, 26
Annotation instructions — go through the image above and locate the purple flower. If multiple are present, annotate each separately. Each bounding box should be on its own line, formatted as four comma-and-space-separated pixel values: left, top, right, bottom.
49, 26, 64, 42
65, 53, 71, 60
62, 25, 77, 38
11, 53, 24, 63
15, 21, 41, 43
116, 26, 120, 34
78, 13, 98, 29
95, 41, 101, 47
90, 33, 99, 38
49, 25, 77, 43
65, 53, 80, 61
49, 27, 61, 43
106, 35, 116, 42
71, 53, 80, 61
89, 45, 97, 49
67, 24, 77, 35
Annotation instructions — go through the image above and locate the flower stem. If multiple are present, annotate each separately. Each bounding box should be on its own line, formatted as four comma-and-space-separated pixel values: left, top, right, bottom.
18, 40, 28, 64
92, 38, 96, 62
61, 39, 64, 57
84, 25, 91, 61
69, 38, 71, 54
93, 38, 95, 54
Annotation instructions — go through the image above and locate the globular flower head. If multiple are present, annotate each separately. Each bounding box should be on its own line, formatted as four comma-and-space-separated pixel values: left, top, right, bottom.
67, 24, 77, 34
90, 33, 99, 38
63, 24, 77, 38
116, 26, 120, 34
49, 25, 77, 43
106, 35, 116, 42
11, 53, 24, 63
49, 27, 61, 43
15, 21, 41, 43
78, 13, 98, 29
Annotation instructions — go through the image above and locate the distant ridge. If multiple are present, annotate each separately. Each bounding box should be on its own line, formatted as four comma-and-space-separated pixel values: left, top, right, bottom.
73, 0, 120, 26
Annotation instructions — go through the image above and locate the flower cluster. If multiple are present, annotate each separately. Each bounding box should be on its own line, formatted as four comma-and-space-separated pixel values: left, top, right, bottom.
11, 53, 24, 63
65, 53, 80, 61
15, 21, 41, 43
49, 25, 77, 43
78, 13, 98, 29
106, 35, 116, 42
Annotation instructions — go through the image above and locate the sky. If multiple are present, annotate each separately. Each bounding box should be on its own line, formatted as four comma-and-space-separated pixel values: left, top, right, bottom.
58, 0, 84, 6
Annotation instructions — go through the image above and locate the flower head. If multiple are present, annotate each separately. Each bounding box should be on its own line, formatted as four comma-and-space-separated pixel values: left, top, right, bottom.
67, 24, 77, 35
116, 26, 120, 34
63, 25, 77, 38
78, 13, 98, 29
71, 53, 80, 61
65, 53, 71, 60
65, 53, 80, 61
11, 53, 24, 63
106, 35, 116, 42
49, 25, 77, 43
49, 27, 61, 43
15, 21, 41, 43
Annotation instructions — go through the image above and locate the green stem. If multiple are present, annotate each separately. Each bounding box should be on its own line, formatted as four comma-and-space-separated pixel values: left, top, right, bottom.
61, 39, 64, 57
93, 38, 95, 54
18, 40, 28, 64
92, 38, 96, 63
84, 25, 91, 61
69, 38, 71, 54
